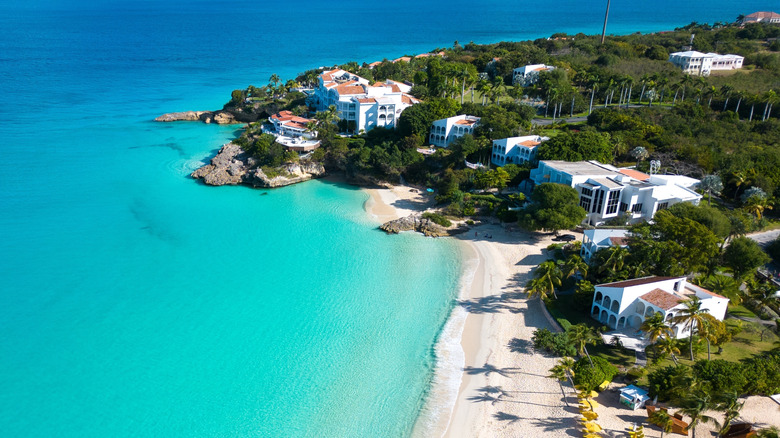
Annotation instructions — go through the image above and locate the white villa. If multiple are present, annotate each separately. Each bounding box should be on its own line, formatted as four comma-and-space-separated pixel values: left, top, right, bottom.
591, 276, 729, 338
529, 160, 702, 225
668, 51, 744, 76
267, 111, 316, 139
490, 135, 549, 166
429, 115, 480, 147
512, 64, 555, 86
308, 69, 420, 133
743, 11, 780, 23
580, 228, 629, 262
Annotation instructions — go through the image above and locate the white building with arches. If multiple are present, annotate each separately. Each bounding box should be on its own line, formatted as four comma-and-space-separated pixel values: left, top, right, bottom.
308, 68, 420, 133
429, 115, 480, 147
591, 276, 729, 339
490, 135, 549, 166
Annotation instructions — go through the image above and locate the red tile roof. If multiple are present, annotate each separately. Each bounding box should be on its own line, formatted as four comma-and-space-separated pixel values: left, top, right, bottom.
357, 97, 376, 104
270, 111, 313, 124
320, 69, 341, 81
401, 94, 418, 105
335, 84, 366, 95
519, 140, 541, 147
640, 288, 683, 310
455, 119, 478, 126
393, 57, 411, 63
599, 276, 678, 288
619, 169, 651, 181
745, 11, 780, 20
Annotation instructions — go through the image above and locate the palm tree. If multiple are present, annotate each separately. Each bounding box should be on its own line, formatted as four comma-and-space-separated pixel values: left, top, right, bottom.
561, 255, 588, 280
268, 73, 281, 89
698, 174, 723, 206
600, 0, 611, 44
588, 75, 600, 114
525, 277, 554, 301
695, 77, 708, 105
640, 313, 673, 344
734, 90, 744, 118
630, 146, 649, 169
489, 77, 505, 104
638, 74, 651, 104
743, 195, 773, 220
716, 390, 744, 437
656, 75, 669, 104
705, 85, 718, 108
601, 245, 630, 274
679, 75, 692, 102
649, 409, 675, 438
730, 171, 750, 200
748, 93, 759, 121
548, 363, 571, 406
720, 85, 734, 111
697, 275, 742, 304
762, 89, 777, 121
671, 296, 711, 361
655, 336, 681, 365
567, 324, 601, 367
477, 80, 491, 105
679, 391, 720, 438
533, 261, 563, 299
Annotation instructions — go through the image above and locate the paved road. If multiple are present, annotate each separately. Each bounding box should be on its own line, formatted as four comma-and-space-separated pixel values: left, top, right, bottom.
532, 116, 588, 125
747, 229, 780, 247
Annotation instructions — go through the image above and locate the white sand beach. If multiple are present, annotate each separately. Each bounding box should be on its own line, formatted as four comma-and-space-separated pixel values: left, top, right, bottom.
364, 183, 780, 438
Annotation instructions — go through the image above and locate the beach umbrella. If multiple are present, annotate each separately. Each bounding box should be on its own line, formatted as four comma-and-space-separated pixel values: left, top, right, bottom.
585, 422, 603, 433
582, 410, 599, 420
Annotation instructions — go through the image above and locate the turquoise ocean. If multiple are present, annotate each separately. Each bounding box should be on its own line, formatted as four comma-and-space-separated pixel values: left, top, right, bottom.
0, 1, 772, 436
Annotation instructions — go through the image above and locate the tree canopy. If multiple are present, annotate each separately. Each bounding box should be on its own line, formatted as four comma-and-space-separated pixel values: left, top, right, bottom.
518, 183, 587, 233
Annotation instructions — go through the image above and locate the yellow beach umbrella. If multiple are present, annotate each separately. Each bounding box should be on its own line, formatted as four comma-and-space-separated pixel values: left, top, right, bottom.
584, 422, 603, 433
582, 410, 599, 420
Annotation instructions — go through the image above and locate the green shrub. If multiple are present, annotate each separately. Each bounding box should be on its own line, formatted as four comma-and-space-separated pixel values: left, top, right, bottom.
693, 359, 747, 395
531, 328, 575, 357
647, 364, 692, 402
573, 356, 618, 391
422, 212, 452, 227
741, 352, 780, 395
557, 318, 572, 332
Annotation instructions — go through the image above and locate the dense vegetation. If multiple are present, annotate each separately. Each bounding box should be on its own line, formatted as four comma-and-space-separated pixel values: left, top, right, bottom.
224, 20, 779, 233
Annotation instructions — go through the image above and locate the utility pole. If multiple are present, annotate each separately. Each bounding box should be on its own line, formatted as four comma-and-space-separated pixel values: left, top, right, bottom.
601, 0, 611, 45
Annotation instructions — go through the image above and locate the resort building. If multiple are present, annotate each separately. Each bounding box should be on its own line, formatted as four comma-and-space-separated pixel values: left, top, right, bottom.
490, 135, 549, 166
267, 111, 316, 139
667, 51, 744, 76
580, 228, 629, 262
743, 11, 780, 23
308, 69, 420, 133
529, 160, 702, 225
429, 115, 480, 147
512, 64, 555, 86
591, 276, 729, 337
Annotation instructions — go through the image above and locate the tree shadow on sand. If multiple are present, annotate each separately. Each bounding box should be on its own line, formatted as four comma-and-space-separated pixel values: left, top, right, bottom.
507, 337, 534, 354
463, 363, 521, 377
457, 291, 526, 314
494, 411, 521, 423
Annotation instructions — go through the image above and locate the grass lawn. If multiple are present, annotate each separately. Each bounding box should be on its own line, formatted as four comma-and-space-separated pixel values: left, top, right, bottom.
545, 294, 636, 368
728, 304, 758, 318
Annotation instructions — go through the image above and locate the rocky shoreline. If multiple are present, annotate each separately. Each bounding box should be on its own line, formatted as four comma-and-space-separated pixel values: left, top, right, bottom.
155, 108, 262, 125
191, 142, 326, 188
379, 214, 471, 238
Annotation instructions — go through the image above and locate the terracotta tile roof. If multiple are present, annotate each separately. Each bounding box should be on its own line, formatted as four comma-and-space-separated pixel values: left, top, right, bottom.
745, 11, 780, 20
393, 57, 411, 63
401, 94, 419, 105
619, 169, 651, 181
335, 84, 366, 95
640, 288, 683, 310
455, 119, 478, 126
320, 69, 341, 81
368, 61, 382, 68
519, 140, 541, 147
357, 97, 376, 104
270, 111, 313, 124
599, 276, 677, 288
286, 122, 307, 129
609, 236, 629, 246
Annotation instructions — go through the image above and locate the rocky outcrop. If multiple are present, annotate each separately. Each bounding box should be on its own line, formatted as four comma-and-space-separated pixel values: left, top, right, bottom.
247, 161, 326, 188
190, 143, 248, 185
379, 214, 449, 237
190, 143, 325, 188
155, 111, 210, 122
155, 110, 242, 124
